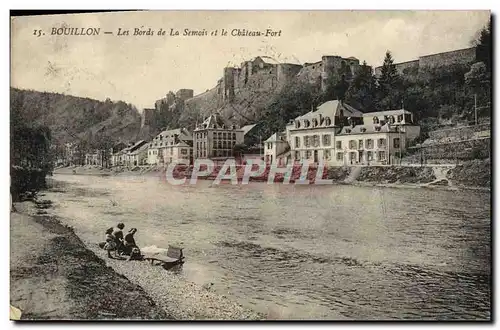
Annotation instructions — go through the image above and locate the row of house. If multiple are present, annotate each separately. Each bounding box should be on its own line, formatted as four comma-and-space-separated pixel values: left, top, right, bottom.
79, 100, 420, 169
264, 100, 421, 166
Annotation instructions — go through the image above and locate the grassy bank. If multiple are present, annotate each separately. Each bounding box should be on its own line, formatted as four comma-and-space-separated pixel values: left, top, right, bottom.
10, 200, 169, 320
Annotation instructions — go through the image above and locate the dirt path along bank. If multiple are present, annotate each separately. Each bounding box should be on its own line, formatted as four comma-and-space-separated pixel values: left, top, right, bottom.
10, 201, 169, 320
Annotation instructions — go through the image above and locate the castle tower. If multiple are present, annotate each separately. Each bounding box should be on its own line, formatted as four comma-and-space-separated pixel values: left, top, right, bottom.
223, 67, 236, 102
141, 108, 156, 128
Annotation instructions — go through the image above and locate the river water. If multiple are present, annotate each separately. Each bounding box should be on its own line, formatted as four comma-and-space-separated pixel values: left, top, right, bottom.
47, 173, 491, 320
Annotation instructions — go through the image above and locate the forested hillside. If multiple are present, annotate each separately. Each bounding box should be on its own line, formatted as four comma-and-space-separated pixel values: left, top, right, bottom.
10, 88, 150, 146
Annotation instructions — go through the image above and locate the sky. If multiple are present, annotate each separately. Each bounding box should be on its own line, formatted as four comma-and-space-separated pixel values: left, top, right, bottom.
11, 10, 490, 110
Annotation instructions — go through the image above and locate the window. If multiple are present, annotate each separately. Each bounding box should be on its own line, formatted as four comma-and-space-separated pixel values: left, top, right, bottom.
323, 135, 331, 146
304, 136, 310, 147
312, 135, 320, 147
378, 151, 386, 161
373, 116, 380, 124
294, 151, 300, 160
267, 143, 272, 149
324, 150, 331, 159
358, 140, 363, 149
350, 152, 356, 161
306, 150, 312, 159
181, 149, 187, 155
218, 141, 222, 149
366, 139, 374, 149
295, 121, 301, 129
336, 152, 344, 161
367, 151, 373, 161
304, 119, 310, 128
378, 138, 386, 148
336, 141, 342, 149
222, 132, 227, 139
232, 133, 236, 139
325, 117, 331, 126
312, 118, 318, 127
349, 140, 357, 149
295, 137, 300, 148
394, 138, 400, 149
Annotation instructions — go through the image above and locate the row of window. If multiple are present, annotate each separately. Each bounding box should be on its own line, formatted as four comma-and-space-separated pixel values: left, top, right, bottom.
196, 140, 237, 150
149, 148, 192, 156
202, 132, 237, 140
372, 114, 412, 125
293, 150, 388, 162
151, 141, 177, 148
294, 136, 400, 150
195, 150, 233, 158
294, 117, 332, 129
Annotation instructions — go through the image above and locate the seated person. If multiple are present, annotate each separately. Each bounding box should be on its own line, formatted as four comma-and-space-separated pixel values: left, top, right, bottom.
103, 227, 117, 258
122, 228, 139, 255
113, 223, 125, 253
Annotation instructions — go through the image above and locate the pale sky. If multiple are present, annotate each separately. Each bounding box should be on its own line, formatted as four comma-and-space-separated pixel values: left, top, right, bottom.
11, 11, 490, 110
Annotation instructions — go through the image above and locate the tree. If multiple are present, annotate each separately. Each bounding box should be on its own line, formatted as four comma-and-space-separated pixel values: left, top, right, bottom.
472, 19, 491, 70
345, 61, 376, 111
376, 51, 403, 110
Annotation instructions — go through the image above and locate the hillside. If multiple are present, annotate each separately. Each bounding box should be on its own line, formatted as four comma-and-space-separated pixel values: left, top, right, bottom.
10, 88, 156, 146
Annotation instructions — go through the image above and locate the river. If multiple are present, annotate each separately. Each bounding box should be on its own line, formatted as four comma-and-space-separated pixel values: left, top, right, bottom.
45, 173, 491, 320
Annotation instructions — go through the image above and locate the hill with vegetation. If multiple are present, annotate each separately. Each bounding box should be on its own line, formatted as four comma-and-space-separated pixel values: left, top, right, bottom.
9, 88, 152, 146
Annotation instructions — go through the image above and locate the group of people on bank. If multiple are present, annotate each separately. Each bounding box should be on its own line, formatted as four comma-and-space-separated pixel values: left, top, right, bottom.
101, 222, 142, 260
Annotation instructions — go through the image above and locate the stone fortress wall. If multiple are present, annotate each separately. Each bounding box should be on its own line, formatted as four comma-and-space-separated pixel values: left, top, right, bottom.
374, 47, 480, 76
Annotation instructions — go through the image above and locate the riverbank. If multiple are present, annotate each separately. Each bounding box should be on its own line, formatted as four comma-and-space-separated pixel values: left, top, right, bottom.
17, 182, 264, 320
10, 200, 169, 320
54, 159, 491, 190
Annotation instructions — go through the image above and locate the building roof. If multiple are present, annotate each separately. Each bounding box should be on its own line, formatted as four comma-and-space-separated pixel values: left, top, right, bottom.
129, 143, 149, 155
337, 123, 401, 136
241, 124, 257, 136
294, 100, 364, 126
362, 109, 413, 118
128, 140, 148, 153
196, 113, 239, 131
264, 131, 287, 143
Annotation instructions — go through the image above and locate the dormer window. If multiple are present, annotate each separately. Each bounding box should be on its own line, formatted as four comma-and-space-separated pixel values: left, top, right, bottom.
375, 126, 381, 132
295, 120, 301, 129
345, 128, 351, 133
324, 117, 331, 126
312, 118, 318, 127
304, 119, 311, 128
373, 116, 380, 124
361, 128, 367, 133
388, 115, 395, 124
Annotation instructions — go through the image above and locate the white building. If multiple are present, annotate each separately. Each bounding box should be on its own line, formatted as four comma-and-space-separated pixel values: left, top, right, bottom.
147, 128, 193, 165
264, 131, 290, 165
193, 113, 244, 160
286, 100, 421, 165
129, 143, 149, 166
286, 100, 364, 164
